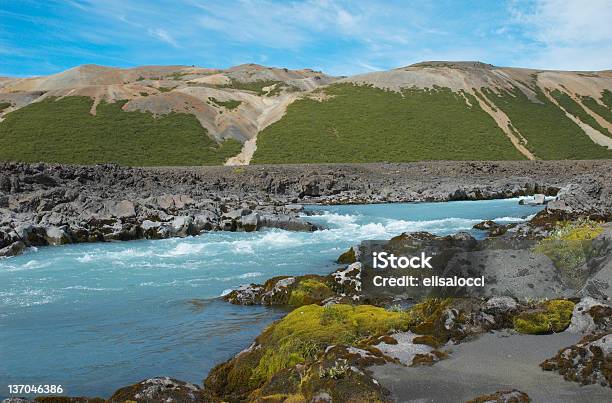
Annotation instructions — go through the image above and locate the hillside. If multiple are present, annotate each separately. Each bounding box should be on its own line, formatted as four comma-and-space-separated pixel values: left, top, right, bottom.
1, 61, 611, 165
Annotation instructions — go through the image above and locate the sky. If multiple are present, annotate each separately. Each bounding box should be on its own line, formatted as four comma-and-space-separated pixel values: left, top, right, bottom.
1, 0, 611, 77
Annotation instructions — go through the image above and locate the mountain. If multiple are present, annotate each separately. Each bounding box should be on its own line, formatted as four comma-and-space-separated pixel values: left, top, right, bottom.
0, 61, 611, 165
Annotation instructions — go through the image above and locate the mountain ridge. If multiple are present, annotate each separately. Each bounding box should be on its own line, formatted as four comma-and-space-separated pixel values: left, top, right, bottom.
0, 61, 611, 165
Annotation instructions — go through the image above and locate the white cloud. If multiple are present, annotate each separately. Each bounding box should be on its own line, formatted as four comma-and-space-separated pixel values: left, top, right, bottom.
510, 0, 612, 70
148, 28, 179, 48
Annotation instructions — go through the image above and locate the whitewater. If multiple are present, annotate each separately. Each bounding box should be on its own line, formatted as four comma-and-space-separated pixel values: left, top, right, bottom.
0, 198, 544, 398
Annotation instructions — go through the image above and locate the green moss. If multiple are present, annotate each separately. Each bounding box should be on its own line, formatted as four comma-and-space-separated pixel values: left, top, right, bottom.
157, 86, 173, 92
209, 97, 242, 110
336, 246, 356, 264
0, 96, 242, 166
251, 304, 409, 384
550, 89, 610, 137
0, 102, 11, 112
287, 278, 335, 307
544, 219, 604, 242
513, 299, 575, 334
252, 83, 526, 164
482, 87, 612, 159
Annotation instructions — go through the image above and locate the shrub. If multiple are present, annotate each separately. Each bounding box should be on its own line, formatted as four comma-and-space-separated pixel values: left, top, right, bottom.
252, 83, 526, 163
0, 96, 242, 165
535, 219, 604, 287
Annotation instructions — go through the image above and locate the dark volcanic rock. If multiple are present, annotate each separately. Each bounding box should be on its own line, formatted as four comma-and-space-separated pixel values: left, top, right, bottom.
0, 160, 610, 257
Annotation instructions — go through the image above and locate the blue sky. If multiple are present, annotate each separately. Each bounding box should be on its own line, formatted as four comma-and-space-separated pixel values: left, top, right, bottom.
1, 0, 611, 77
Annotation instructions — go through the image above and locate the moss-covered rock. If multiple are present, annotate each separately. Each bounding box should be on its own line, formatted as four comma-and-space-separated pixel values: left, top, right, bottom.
204, 304, 408, 401
224, 275, 341, 308
288, 278, 335, 307
337, 246, 357, 264
540, 331, 611, 387
513, 299, 575, 334
109, 377, 212, 402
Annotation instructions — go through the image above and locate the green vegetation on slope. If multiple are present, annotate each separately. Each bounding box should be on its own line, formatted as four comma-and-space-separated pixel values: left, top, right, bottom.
208, 97, 242, 110
0, 96, 241, 166
219, 79, 282, 96
483, 87, 612, 159
0, 102, 11, 112
252, 83, 525, 164
580, 90, 612, 125
550, 89, 611, 138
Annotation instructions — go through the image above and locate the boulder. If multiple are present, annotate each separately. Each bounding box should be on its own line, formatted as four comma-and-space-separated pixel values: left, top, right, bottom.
567, 297, 612, 334
259, 214, 318, 232
520, 193, 546, 205
169, 216, 196, 237
0, 240, 25, 257
44, 225, 71, 245
547, 180, 612, 220
483, 296, 518, 314
441, 249, 570, 301
193, 212, 216, 232
106, 200, 136, 219
580, 258, 612, 301
473, 220, 498, 230
238, 213, 259, 232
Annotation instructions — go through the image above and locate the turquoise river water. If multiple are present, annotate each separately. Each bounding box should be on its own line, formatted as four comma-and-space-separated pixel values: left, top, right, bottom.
0, 198, 544, 398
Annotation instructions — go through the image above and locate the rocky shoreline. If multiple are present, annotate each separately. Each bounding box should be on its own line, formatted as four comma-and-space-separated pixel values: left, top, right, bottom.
2, 160, 612, 258
2, 160, 612, 402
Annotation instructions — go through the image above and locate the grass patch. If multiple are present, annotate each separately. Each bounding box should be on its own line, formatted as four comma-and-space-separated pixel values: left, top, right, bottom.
252, 83, 526, 164
514, 299, 575, 334
0, 102, 11, 112
0, 96, 242, 166
251, 304, 408, 383
482, 87, 612, 159
209, 97, 242, 110
550, 89, 610, 137
157, 86, 173, 93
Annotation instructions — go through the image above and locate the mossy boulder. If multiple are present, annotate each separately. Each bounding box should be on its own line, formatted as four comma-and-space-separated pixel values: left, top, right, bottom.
288, 278, 336, 307
251, 304, 409, 383
337, 246, 356, 264
225, 275, 339, 307
204, 304, 408, 401
513, 299, 575, 334
540, 331, 611, 387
